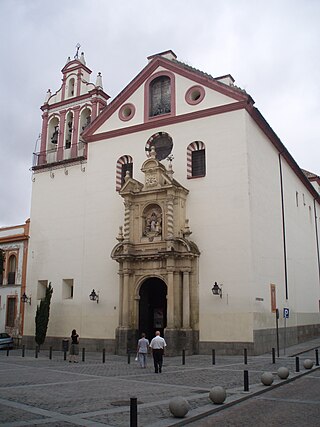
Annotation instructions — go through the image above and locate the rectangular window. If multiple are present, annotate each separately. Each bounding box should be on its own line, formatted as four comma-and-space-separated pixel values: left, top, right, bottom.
6, 297, 16, 327
192, 150, 206, 177
37, 280, 48, 300
62, 279, 74, 299
7, 272, 15, 285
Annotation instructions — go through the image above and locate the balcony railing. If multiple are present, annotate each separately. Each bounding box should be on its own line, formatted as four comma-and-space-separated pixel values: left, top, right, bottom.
32, 142, 87, 169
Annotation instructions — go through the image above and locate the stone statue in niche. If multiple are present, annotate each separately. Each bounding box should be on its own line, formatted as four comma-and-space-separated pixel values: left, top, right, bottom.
143, 207, 162, 240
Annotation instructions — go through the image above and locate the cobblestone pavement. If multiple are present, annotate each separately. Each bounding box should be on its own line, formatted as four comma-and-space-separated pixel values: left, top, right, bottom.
0, 338, 319, 427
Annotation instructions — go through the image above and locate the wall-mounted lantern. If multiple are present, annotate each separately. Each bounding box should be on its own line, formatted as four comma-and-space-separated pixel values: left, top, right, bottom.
21, 292, 32, 305
211, 282, 223, 298
89, 289, 99, 303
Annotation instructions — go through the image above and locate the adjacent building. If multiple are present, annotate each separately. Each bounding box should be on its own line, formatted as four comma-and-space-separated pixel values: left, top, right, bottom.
24, 50, 320, 355
0, 220, 30, 342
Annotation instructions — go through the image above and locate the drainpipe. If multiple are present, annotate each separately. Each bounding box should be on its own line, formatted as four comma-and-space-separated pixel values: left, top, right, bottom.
314, 199, 320, 286
279, 153, 288, 300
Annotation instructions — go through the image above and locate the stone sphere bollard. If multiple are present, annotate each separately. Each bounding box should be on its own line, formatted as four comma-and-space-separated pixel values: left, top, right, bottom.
277, 366, 289, 380
303, 359, 314, 369
261, 372, 274, 386
209, 386, 227, 404
169, 396, 190, 418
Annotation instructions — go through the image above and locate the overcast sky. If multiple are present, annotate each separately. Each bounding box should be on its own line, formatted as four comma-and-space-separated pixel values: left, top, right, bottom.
0, 0, 319, 227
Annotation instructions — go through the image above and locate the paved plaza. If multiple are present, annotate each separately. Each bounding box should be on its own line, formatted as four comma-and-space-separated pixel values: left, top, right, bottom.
0, 339, 319, 426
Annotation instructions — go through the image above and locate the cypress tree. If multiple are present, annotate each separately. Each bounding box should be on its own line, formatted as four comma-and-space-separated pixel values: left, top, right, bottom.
35, 282, 53, 348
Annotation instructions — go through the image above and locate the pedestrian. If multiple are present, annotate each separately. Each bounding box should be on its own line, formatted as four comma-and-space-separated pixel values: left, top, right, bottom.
136, 332, 149, 368
69, 329, 79, 363
149, 330, 166, 373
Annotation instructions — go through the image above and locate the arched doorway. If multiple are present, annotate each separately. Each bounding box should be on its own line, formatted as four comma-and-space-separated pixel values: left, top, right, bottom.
139, 278, 167, 341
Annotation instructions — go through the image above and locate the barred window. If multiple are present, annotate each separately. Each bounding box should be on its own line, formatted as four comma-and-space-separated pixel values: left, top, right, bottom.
192, 150, 206, 177
187, 141, 206, 178
116, 155, 133, 191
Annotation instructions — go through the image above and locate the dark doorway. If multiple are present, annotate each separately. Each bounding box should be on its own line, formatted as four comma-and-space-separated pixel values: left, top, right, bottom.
139, 278, 167, 342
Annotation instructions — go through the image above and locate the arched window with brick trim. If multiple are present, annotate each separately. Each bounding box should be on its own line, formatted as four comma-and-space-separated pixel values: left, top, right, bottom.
187, 141, 206, 178
116, 155, 133, 191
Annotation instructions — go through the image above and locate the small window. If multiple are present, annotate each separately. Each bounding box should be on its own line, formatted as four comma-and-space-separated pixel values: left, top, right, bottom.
119, 103, 135, 121
116, 155, 133, 191
6, 297, 16, 327
185, 85, 205, 105
145, 132, 173, 161
149, 76, 171, 117
62, 279, 74, 299
187, 141, 206, 178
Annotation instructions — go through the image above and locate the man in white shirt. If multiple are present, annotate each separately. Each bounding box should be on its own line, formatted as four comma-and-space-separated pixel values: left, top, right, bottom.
149, 331, 167, 373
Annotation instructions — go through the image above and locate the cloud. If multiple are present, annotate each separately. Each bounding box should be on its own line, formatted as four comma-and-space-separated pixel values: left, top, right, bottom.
0, 0, 319, 226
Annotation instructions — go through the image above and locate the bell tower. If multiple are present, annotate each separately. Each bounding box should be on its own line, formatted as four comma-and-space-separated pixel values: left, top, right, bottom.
33, 49, 110, 169
112, 148, 200, 356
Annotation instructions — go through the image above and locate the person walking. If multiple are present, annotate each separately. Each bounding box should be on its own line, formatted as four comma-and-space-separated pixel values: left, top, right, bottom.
69, 329, 79, 363
150, 330, 166, 373
136, 333, 149, 368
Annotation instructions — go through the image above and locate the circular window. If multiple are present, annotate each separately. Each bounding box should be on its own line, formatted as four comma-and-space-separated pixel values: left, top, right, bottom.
119, 103, 135, 121
145, 132, 173, 161
185, 85, 205, 105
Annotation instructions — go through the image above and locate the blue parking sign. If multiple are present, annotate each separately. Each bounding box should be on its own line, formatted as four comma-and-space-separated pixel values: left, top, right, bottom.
283, 308, 290, 318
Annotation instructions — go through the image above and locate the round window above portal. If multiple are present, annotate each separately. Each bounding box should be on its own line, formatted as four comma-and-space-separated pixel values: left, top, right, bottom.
145, 132, 173, 161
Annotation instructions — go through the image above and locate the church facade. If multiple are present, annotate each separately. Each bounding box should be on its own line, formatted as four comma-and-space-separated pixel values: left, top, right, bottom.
24, 50, 320, 355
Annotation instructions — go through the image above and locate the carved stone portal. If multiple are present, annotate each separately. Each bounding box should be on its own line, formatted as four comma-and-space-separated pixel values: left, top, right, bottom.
111, 154, 200, 356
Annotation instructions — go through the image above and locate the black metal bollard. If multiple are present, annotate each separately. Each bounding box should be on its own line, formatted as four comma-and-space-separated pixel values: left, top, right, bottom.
82, 348, 85, 362
102, 348, 106, 364
244, 348, 248, 365
22, 345, 25, 357
315, 349, 319, 366
212, 349, 215, 365
295, 356, 300, 372
49, 346, 53, 360
128, 351, 131, 364
63, 350, 67, 361
272, 347, 276, 364
130, 397, 138, 427
182, 349, 185, 365
6, 348, 10, 357
244, 370, 249, 391
35, 346, 39, 358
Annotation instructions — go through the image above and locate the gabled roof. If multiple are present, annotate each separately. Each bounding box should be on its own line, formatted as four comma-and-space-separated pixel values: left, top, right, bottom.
82, 53, 252, 139
82, 51, 319, 204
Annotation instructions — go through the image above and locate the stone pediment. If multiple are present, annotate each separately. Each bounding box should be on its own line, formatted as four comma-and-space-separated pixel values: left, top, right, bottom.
120, 176, 144, 194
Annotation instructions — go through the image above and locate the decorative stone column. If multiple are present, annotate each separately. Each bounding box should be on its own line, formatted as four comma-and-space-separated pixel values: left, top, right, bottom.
167, 268, 174, 328
182, 270, 190, 329
57, 110, 66, 161
39, 111, 48, 165
123, 202, 131, 241
166, 197, 174, 239
71, 106, 81, 158
91, 98, 98, 120
122, 270, 130, 327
